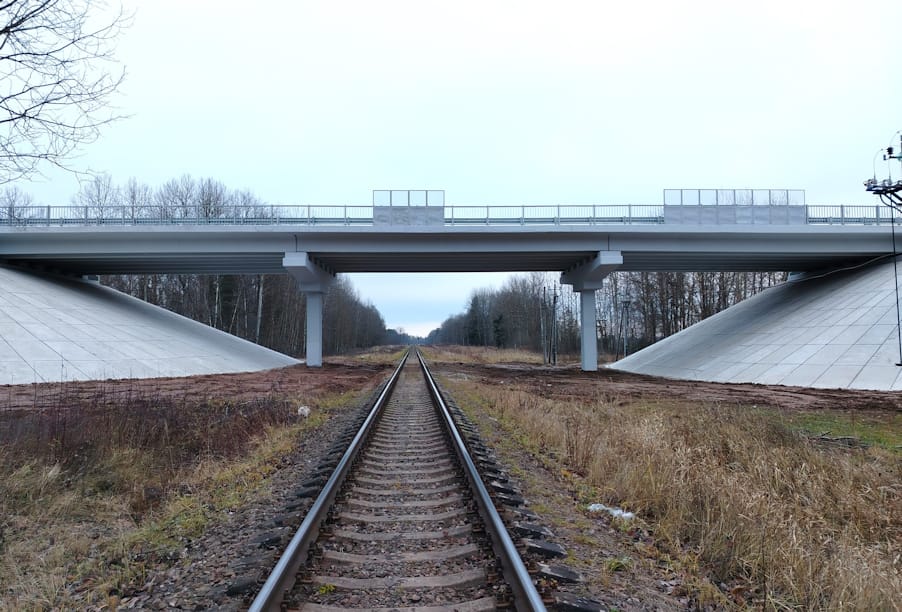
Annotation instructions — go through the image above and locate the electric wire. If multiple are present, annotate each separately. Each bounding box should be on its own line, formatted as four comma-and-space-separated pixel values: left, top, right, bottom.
785, 252, 894, 284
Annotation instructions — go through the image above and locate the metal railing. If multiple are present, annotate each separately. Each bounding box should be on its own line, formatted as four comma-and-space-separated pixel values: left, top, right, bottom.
444, 204, 663, 225
0, 204, 374, 226
806, 205, 897, 225
0, 203, 898, 227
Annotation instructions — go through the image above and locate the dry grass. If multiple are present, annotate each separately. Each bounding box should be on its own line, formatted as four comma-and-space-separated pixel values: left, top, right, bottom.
336, 346, 408, 366
0, 384, 368, 609
448, 381, 901, 610
422, 345, 551, 365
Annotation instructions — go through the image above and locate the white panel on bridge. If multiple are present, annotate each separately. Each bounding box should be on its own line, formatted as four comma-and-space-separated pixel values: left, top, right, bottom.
0, 266, 299, 385
613, 259, 902, 390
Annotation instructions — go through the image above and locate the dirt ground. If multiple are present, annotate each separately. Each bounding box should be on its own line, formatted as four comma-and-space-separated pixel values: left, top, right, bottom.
1, 353, 898, 609
0, 360, 394, 413
448, 362, 902, 414
4, 352, 899, 415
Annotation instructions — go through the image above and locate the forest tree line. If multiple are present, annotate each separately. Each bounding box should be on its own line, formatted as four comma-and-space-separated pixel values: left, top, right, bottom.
426, 270, 787, 359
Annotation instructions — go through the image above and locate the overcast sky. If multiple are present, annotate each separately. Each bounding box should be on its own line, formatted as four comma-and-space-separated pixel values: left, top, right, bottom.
20, 0, 902, 336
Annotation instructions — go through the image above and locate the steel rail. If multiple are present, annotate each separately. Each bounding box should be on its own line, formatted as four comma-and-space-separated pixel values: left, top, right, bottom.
248, 349, 409, 612
416, 349, 547, 612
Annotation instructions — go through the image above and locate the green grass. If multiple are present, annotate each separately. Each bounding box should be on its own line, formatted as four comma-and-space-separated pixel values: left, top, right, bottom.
604, 556, 631, 573
781, 410, 901, 452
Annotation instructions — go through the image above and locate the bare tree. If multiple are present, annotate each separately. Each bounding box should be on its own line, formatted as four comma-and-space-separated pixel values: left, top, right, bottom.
122, 176, 151, 220
0, 0, 128, 183
156, 174, 196, 219
0, 183, 33, 220
196, 177, 228, 219
71, 171, 119, 218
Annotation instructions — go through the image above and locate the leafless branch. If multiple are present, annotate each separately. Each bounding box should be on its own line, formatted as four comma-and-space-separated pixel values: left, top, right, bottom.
0, 0, 129, 183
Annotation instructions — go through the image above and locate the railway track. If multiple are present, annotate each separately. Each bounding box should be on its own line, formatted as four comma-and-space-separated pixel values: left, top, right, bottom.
248, 349, 546, 611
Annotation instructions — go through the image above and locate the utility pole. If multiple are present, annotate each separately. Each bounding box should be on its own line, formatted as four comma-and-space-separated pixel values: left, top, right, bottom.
540, 287, 548, 364
539, 285, 559, 365
864, 133, 902, 365
620, 299, 630, 359
255, 274, 264, 344
551, 287, 559, 365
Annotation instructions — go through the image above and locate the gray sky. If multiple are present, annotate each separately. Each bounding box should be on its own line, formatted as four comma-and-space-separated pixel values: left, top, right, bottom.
21, 0, 902, 336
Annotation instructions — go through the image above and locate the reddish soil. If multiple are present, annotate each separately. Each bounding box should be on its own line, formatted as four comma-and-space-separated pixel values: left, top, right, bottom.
0, 361, 394, 413
6, 354, 897, 416
445, 362, 902, 414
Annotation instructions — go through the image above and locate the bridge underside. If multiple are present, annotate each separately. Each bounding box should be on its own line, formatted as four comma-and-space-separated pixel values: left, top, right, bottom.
1, 250, 881, 276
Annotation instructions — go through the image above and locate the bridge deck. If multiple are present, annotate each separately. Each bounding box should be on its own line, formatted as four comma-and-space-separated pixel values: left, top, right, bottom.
0, 221, 893, 275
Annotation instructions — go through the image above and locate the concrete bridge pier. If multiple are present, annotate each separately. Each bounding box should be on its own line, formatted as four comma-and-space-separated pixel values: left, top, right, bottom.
304, 291, 325, 366
283, 252, 335, 367
562, 250, 623, 372
579, 290, 598, 371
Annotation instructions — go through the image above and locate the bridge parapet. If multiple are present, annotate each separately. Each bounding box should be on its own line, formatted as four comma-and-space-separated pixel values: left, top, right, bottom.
0, 203, 897, 227
663, 188, 806, 206
663, 204, 808, 225
374, 206, 444, 226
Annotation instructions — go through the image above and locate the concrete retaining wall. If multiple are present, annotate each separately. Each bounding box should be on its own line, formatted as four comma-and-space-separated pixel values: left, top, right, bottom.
613, 258, 902, 390
0, 266, 299, 384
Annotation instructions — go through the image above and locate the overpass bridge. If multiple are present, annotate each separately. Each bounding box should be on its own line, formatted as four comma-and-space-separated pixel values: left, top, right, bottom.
1, 192, 896, 370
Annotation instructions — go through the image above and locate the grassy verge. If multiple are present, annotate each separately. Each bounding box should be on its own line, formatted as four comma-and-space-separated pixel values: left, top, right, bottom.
0, 384, 369, 609
421, 345, 550, 365
781, 410, 901, 452
343, 346, 408, 366
442, 378, 901, 610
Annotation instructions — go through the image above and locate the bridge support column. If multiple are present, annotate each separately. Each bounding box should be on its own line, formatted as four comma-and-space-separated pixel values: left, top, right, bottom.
305, 291, 324, 367
579, 290, 598, 371
283, 252, 335, 368
561, 250, 623, 372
